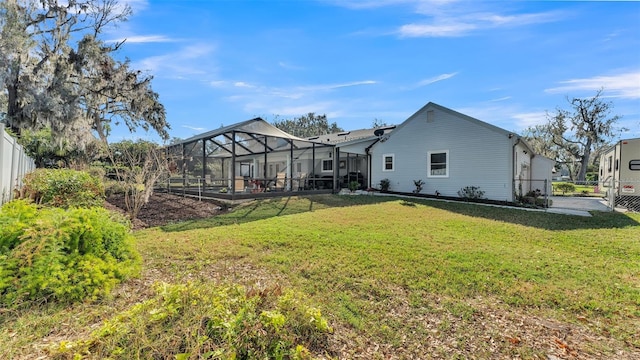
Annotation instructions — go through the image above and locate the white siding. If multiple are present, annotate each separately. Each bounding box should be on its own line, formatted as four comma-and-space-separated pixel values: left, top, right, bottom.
371, 105, 514, 201
531, 156, 554, 195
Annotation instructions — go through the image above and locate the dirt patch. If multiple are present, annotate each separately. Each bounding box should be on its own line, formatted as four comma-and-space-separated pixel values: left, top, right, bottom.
105, 192, 228, 229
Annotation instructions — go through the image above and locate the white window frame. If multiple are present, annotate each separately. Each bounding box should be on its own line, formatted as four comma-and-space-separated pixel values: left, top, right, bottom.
322, 159, 333, 172
382, 153, 395, 172
427, 150, 449, 178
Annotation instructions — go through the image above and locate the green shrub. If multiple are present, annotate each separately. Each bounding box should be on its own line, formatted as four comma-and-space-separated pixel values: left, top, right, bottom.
103, 179, 127, 197
54, 282, 332, 359
21, 169, 104, 208
457, 186, 485, 200
554, 182, 576, 195
379, 178, 391, 192
86, 166, 106, 181
0, 200, 139, 305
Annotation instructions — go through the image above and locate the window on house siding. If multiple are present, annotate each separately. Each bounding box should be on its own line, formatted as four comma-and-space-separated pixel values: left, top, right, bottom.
383, 154, 394, 171
608, 156, 612, 172
428, 150, 449, 177
322, 159, 333, 172
630, 160, 640, 171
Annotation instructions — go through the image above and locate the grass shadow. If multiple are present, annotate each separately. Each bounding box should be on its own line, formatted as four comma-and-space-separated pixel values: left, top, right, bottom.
159, 194, 638, 232
160, 195, 397, 232
396, 196, 640, 230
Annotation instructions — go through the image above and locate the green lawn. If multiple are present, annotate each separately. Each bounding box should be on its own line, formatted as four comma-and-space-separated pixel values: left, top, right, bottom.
2, 195, 639, 359
552, 181, 602, 197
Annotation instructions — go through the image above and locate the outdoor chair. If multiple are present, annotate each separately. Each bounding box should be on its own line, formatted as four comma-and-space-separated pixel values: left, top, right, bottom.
274, 172, 286, 191
293, 173, 307, 191
234, 176, 245, 193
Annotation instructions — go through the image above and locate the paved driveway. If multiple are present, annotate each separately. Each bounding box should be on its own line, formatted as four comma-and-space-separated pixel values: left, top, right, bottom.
550, 196, 611, 212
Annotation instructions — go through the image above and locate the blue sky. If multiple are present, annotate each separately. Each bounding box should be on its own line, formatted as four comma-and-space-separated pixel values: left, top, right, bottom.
105, 0, 640, 142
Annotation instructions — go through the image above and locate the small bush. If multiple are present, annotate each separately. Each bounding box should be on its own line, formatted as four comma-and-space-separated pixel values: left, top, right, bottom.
554, 182, 576, 195
103, 179, 127, 197
0, 200, 139, 305
525, 189, 542, 198
457, 186, 485, 200
54, 282, 332, 359
413, 179, 425, 194
348, 181, 360, 192
21, 169, 104, 208
379, 178, 391, 192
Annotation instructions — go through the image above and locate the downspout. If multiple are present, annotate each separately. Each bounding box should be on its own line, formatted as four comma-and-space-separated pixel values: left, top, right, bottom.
512, 136, 521, 202
333, 147, 339, 193
202, 139, 207, 181
365, 139, 380, 189
231, 130, 236, 199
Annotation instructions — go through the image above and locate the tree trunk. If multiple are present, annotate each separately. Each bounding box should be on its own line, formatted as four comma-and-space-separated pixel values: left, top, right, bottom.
6, 79, 22, 135
578, 138, 592, 182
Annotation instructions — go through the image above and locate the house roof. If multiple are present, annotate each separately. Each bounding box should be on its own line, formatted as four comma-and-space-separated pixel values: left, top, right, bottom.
393, 102, 516, 139
307, 126, 396, 145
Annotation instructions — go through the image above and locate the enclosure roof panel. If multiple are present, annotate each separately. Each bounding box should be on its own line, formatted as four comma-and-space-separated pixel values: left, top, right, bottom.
177, 118, 310, 145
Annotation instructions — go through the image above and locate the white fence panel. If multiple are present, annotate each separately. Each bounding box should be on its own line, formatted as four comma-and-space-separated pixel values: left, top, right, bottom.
0, 123, 36, 205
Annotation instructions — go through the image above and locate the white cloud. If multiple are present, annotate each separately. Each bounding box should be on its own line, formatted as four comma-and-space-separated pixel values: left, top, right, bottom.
211, 79, 377, 97
234, 82, 256, 88
511, 112, 547, 129
134, 44, 216, 77
489, 96, 512, 102
398, 9, 561, 38
182, 125, 206, 132
326, 0, 457, 10
278, 61, 305, 70
416, 72, 458, 87
106, 35, 175, 44
212, 79, 378, 121
121, 0, 149, 12
399, 22, 476, 37
257, 103, 335, 117
311, 80, 378, 90
545, 71, 640, 99
457, 105, 547, 132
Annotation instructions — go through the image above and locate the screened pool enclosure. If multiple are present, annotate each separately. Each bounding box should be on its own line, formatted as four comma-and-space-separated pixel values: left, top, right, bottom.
164, 118, 374, 200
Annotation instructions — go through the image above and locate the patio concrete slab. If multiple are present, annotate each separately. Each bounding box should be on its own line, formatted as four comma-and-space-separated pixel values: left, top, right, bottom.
549, 196, 611, 213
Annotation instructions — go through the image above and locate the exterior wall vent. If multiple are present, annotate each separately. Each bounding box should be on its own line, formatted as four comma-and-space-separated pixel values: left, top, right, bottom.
427, 110, 435, 123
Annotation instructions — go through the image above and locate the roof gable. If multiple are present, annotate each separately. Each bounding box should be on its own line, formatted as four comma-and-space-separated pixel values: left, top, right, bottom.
388, 102, 513, 140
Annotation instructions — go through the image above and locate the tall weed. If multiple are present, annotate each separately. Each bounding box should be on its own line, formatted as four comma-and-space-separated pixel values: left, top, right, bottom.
54, 282, 333, 359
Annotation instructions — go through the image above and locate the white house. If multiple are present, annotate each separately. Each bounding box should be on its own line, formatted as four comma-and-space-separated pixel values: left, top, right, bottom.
368, 102, 554, 202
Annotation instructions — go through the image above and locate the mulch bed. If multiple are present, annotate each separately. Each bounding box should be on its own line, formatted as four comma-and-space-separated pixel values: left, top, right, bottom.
105, 192, 228, 229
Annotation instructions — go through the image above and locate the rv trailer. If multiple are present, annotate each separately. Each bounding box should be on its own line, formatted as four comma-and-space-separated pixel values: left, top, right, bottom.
598, 138, 640, 211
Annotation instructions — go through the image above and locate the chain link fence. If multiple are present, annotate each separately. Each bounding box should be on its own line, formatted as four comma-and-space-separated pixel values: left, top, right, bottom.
603, 180, 640, 213
550, 179, 639, 213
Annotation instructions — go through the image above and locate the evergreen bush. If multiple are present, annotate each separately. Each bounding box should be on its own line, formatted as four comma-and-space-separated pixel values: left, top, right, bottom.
21, 169, 104, 208
0, 200, 139, 305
